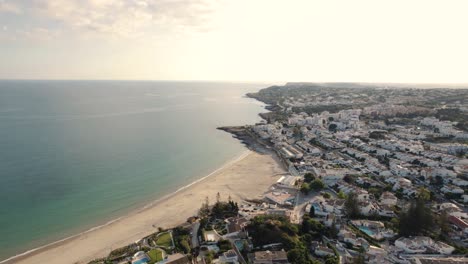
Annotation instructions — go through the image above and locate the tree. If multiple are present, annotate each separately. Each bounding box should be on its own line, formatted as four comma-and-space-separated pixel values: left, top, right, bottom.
432, 175, 444, 185
368, 188, 382, 200
179, 239, 191, 254
337, 190, 346, 199
328, 123, 337, 131
399, 199, 434, 236
437, 211, 451, 236
301, 183, 311, 195
302, 216, 325, 235
344, 192, 360, 219
287, 248, 310, 264
417, 187, 431, 201
352, 254, 366, 264
325, 256, 339, 264
199, 196, 210, 217
310, 179, 325, 191
204, 251, 215, 264
343, 175, 355, 184
309, 205, 315, 217
323, 192, 331, 199
304, 173, 315, 183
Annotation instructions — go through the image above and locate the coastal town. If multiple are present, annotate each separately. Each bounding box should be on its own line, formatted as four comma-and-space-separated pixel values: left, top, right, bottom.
90, 83, 468, 264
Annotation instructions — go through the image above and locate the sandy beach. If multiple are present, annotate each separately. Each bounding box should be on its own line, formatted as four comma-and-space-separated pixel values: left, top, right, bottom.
6, 150, 286, 264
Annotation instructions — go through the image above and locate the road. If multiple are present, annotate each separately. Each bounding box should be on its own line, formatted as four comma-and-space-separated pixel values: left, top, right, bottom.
191, 222, 200, 248
229, 240, 247, 264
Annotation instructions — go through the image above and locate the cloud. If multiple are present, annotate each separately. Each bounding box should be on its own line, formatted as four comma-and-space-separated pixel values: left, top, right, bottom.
0, 0, 22, 13
33, 0, 218, 37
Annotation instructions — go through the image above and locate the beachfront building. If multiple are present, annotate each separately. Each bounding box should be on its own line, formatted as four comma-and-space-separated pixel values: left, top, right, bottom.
224, 217, 248, 237
275, 176, 300, 189
264, 191, 295, 206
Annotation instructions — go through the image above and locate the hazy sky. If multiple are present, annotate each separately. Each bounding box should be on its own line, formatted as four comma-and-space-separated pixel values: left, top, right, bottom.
0, 0, 467, 82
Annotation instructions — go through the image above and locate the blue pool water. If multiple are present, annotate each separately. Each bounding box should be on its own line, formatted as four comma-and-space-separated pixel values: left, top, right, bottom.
234, 240, 245, 250
312, 204, 322, 211
358, 226, 375, 236
132, 259, 149, 264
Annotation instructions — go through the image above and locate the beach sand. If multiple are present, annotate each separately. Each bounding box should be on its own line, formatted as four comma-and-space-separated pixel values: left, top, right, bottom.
8, 150, 286, 264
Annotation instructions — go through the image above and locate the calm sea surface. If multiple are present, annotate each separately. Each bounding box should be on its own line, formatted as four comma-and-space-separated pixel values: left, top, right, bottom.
0, 81, 267, 260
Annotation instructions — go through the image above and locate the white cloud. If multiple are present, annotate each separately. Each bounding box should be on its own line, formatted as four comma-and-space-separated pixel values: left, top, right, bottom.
33, 0, 218, 37
0, 0, 22, 14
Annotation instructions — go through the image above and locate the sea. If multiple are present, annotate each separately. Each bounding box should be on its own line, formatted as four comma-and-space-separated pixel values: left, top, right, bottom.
0, 80, 268, 260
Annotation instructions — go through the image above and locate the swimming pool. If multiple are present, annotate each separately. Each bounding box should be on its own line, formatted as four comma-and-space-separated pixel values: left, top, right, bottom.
313, 204, 321, 211
234, 240, 245, 250
358, 226, 375, 236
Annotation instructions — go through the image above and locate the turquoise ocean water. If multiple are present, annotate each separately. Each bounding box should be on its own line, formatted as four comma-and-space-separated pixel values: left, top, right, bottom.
0, 81, 267, 260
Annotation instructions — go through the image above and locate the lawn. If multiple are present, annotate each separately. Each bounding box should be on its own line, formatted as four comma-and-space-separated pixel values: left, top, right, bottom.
155, 232, 173, 248
147, 248, 164, 263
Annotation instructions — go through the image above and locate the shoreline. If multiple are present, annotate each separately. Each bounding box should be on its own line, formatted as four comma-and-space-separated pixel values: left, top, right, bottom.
0, 150, 251, 264
3, 148, 286, 264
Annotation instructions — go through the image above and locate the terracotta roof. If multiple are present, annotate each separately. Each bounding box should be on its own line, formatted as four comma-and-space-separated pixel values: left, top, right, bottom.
448, 215, 468, 229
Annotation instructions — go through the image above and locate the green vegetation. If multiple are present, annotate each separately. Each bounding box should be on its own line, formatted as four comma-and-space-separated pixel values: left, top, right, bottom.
337, 190, 346, 199
325, 256, 339, 264
301, 215, 337, 239
343, 175, 356, 184
304, 173, 315, 183
147, 249, 164, 263
301, 183, 311, 194
287, 248, 320, 264
301, 179, 325, 194
310, 179, 325, 191
156, 232, 173, 248
107, 244, 139, 259
417, 187, 432, 201
399, 199, 434, 236
247, 213, 341, 264
199, 195, 239, 219
367, 187, 383, 200
369, 131, 386, 140
247, 215, 300, 250
344, 192, 360, 219
217, 239, 232, 253
204, 250, 215, 264
172, 227, 191, 254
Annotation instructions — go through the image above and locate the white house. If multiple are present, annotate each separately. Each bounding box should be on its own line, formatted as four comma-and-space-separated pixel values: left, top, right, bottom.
441, 184, 464, 194
314, 246, 335, 257
219, 250, 239, 264
379, 192, 398, 206
395, 236, 455, 255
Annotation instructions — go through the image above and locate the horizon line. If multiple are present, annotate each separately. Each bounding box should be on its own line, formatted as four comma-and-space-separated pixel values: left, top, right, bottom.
1, 79, 468, 86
